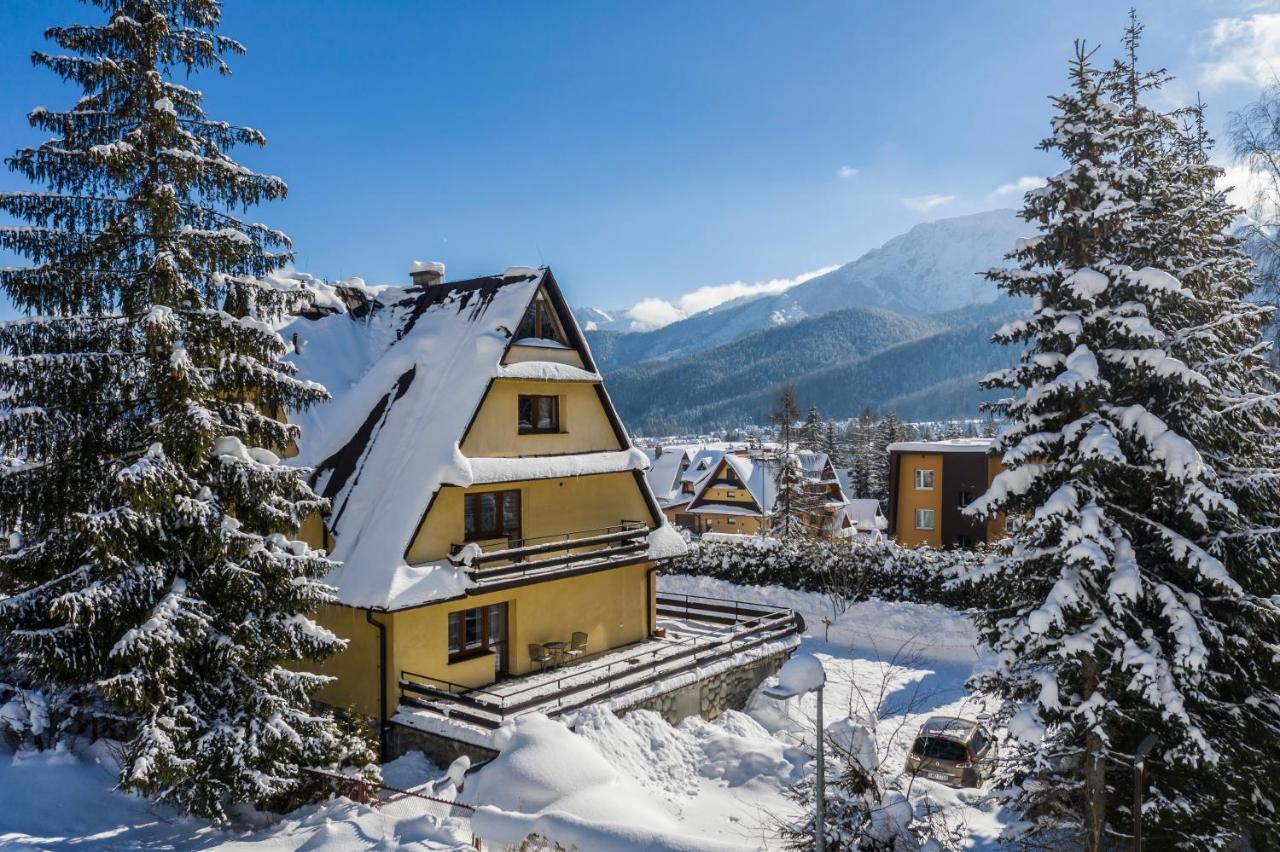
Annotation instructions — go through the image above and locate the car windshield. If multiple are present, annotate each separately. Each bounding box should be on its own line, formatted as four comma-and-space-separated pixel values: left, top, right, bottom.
913, 736, 968, 762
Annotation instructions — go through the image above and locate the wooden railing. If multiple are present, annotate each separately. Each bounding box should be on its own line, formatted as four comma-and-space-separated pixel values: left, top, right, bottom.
399, 594, 801, 729
447, 521, 649, 584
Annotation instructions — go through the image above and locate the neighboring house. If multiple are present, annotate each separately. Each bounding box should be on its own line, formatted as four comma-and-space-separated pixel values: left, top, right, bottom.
650, 447, 724, 531
886, 438, 1003, 548
683, 450, 849, 537
282, 264, 801, 762
643, 445, 698, 529
833, 498, 888, 539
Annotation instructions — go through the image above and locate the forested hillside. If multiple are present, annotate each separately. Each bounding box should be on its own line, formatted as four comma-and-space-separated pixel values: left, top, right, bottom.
610, 305, 1018, 433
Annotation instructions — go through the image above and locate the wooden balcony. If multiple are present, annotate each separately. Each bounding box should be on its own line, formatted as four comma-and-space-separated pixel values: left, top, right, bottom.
397, 593, 803, 730
447, 521, 650, 588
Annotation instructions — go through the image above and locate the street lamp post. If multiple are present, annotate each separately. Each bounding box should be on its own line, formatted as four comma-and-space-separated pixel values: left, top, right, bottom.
764, 653, 828, 852
1133, 734, 1158, 852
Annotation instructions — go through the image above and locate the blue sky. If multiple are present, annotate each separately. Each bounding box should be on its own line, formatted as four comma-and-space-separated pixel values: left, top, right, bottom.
1, 1, 1278, 322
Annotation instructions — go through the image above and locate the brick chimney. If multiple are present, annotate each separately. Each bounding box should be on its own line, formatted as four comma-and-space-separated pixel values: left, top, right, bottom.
410, 260, 445, 288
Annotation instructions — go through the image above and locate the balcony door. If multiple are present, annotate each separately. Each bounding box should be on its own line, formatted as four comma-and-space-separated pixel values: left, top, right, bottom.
447, 601, 509, 675
465, 489, 522, 548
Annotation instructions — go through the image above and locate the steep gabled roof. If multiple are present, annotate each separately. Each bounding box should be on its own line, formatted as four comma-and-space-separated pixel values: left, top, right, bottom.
280, 268, 663, 611
689, 451, 849, 518
645, 447, 696, 506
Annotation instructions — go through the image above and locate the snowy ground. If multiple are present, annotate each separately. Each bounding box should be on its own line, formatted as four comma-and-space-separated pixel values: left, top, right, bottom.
0, 575, 1009, 850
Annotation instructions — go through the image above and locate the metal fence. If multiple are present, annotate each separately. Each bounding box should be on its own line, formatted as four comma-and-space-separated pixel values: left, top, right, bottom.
304, 766, 482, 849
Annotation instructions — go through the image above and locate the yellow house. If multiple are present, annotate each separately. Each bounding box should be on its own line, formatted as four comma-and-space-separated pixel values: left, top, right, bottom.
886, 438, 1004, 548
683, 451, 850, 538
283, 265, 800, 760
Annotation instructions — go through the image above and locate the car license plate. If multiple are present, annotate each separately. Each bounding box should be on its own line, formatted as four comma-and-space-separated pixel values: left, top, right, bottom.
925, 771, 950, 782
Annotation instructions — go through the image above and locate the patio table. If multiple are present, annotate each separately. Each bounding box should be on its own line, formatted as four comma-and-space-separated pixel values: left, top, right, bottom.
543, 641, 568, 668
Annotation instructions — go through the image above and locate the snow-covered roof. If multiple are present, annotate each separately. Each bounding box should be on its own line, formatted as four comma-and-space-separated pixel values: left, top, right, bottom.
280, 268, 673, 610
689, 451, 847, 518
837, 499, 887, 532
645, 447, 696, 505
886, 438, 994, 454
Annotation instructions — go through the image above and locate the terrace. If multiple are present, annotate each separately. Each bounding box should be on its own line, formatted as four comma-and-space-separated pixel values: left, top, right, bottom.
396, 592, 803, 732
448, 521, 651, 589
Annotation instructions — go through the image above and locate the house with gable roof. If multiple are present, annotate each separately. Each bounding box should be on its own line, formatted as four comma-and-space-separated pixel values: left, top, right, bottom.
282, 264, 802, 760
683, 449, 849, 537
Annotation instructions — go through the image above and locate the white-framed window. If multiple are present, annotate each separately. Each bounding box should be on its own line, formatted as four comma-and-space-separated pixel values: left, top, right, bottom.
914, 469, 935, 490
914, 508, 935, 530
726, 491, 737, 498
727, 517, 736, 525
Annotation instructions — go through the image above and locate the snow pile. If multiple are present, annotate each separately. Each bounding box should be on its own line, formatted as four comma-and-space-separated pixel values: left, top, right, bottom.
0, 740, 473, 849
463, 713, 748, 850
774, 653, 827, 694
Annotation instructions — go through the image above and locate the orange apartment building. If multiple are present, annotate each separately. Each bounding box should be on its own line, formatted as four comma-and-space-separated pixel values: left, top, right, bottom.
886, 438, 1004, 549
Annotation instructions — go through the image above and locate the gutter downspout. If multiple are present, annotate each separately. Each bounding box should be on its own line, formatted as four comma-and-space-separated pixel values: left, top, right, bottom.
365, 609, 389, 763
646, 564, 662, 636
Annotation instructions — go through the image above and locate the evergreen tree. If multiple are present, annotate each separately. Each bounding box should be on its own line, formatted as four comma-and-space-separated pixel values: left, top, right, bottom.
867, 412, 911, 506
0, 0, 375, 819
820, 421, 842, 466
965, 34, 1280, 850
800, 405, 824, 451
770, 386, 813, 538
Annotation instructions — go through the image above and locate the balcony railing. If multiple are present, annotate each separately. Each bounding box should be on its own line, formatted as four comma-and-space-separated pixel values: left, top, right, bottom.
447, 521, 650, 585
398, 593, 802, 729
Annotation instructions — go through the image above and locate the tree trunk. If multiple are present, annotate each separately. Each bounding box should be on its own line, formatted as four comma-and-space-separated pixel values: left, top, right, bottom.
1083, 658, 1107, 851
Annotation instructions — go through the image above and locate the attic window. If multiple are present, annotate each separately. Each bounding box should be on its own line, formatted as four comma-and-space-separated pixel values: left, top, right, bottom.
516, 298, 566, 345
518, 395, 560, 434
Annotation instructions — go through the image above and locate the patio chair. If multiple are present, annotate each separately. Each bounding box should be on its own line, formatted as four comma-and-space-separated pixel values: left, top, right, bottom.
529, 643, 551, 672
563, 631, 589, 662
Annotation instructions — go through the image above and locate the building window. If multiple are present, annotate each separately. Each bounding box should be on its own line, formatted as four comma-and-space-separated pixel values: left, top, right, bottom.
726, 491, 736, 498
1005, 515, 1022, 534
515, 298, 565, 344
727, 517, 736, 525
914, 469, 935, 490
464, 490, 521, 541
447, 602, 509, 668
914, 508, 935, 530
955, 534, 974, 548
957, 489, 974, 508
518, 395, 559, 434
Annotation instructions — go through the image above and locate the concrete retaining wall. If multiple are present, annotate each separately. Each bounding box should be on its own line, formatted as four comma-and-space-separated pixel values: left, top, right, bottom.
385, 647, 792, 764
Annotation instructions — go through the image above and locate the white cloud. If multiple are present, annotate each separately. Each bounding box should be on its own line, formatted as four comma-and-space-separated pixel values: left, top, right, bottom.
1200, 13, 1280, 88
902, 194, 955, 213
1216, 159, 1267, 215
837, 165, 859, 179
625, 298, 687, 331
993, 176, 1047, 196
623, 265, 840, 331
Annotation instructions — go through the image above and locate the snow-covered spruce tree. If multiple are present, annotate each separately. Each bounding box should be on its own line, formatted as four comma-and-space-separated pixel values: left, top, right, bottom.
1097, 22, 1280, 844
964, 39, 1280, 850
800, 405, 824, 452
0, 0, 376, 819
769, 386, 814, 538
820, 421, 842, 466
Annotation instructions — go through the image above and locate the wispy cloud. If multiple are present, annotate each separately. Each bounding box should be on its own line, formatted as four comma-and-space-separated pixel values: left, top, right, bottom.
1200, 13, 1280, 87
836, 165, 859, 179
623, 265, 840, 331
993, 176, 1046, 196
902, 194, 955, 213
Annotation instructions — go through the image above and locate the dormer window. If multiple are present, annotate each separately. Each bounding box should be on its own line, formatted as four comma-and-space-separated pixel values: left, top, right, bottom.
515, 297, 566, 345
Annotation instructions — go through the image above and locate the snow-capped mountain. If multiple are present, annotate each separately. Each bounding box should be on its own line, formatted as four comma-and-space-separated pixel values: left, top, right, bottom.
782, 208, 1027, 316
572, 306, 632, 333
586, 208, 1027, 373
